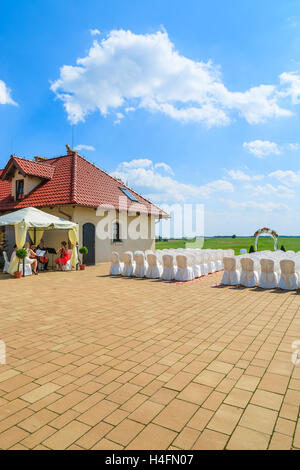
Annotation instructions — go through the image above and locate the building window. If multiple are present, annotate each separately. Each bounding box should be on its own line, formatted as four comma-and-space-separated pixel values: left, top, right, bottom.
112, 222, 121, 242
16, 180, 24, 200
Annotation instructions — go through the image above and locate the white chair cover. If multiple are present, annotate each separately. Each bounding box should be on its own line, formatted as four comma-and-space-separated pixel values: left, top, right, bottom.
279, 259, 299, 290
161, 254, 176, 280
202, 253, 209, 276
122, 251, 135, 276
216, 249, 224, 271
259, 259, 278, 289
175, 255, 195, 282
240, 257, 259, 287
146, 253, 162, 279
134, 251, 148, 278
110, 251, 123, 275
3, 251, 10, 274
221, 257, 240, 286
207, 251, 216, 274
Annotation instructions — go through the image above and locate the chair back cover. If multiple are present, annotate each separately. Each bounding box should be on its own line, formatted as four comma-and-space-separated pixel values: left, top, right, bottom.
123, 251, 133, 265
147, 253, 158, 267
3, 251, 9, 263
176, 255, 188, 269
111, 252, 120, 264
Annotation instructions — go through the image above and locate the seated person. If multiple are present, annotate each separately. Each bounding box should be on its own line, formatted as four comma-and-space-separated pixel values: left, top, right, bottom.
55, 241, 71, 271
24, 242, 38, 275
36, 239, 49, 271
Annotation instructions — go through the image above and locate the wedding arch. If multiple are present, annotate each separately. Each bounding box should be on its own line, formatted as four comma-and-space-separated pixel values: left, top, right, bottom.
254, 227, 278, 251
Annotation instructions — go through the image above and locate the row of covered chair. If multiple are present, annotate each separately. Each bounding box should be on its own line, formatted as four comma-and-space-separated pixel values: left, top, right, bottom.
222, 250, 300, 290
110, 248, 233, 282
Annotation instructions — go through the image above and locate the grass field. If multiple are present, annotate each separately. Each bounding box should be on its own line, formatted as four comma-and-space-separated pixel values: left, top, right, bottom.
155, 237, 300, 255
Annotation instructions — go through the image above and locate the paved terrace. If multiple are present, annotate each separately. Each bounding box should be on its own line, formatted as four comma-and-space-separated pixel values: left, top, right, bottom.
0, 265, 299, 450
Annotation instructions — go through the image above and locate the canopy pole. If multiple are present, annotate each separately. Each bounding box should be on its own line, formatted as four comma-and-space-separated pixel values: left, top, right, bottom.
34, 228, 36, 245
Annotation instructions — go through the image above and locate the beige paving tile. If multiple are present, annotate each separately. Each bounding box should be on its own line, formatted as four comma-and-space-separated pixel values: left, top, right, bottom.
77, 399, 119, 426
126, 423, 177, 450
129, 400, 164, 424
172, 427, 200, 450
106, 419, 144, 446
177, 383, 213, 405
236, 374, 260, 392
19, 408, 58, 432
207, 404, 243, 435
42, 421, 90, 450
224, 388, 252, 408
194, 370, 224, 387
275, 417, 296, 437
269, 432, 292, 450
21, 383, 61, 404
153, 399, 198, 432
192, 429, 228, 450
164, 372, 194, 391
250, 389, 283, 411
0, 426, 29, 449
226, 426, 270, 450
239, 404, 277, 434
187, 408, 214, 431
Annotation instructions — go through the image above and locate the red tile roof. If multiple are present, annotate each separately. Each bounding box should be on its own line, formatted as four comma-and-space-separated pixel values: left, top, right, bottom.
0, 153, 167, 217
1, 156, 55, 180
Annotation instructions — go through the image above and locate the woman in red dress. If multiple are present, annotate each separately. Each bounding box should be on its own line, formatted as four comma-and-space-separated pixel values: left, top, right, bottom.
55, 241, 70, 270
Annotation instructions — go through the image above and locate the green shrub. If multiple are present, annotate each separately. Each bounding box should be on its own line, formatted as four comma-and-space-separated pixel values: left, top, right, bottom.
232, 234, 236, 239
16, 248, 27, 259
16, 248, 28, 272
280, 245, 286, 252
79, 246, 88, 264
249, 245, 255, 253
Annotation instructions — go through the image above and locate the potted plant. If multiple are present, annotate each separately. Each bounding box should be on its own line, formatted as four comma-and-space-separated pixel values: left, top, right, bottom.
79, 246, 88, 270
15, 248, 27, 278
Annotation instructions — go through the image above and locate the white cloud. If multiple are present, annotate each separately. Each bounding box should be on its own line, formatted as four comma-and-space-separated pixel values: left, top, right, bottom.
269, 169, 300, 186
227, 169, 264, 181
114, 112, 124, 124
0, 80, 17, 105
224, 199, 289, 212
245, 183, 295, 198
51, 29, 292, 126
154, 162, 174, 175
243, 140, 281, 158
288, 143, 300, 151
74, 144, 95, 152
90, 29, 101, 36
118, 159, 153, 170
279, 72, 300, 104
111, 158, 233, 203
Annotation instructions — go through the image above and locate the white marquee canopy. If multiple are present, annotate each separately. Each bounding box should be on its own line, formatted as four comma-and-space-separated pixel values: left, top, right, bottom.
0, 207, 79, 274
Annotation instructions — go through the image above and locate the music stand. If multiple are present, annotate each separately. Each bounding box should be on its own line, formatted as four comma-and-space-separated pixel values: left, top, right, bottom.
47, 248, 57, 270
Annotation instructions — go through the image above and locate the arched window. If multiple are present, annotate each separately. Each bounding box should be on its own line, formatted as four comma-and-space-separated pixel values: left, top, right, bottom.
112, 222, 121, 242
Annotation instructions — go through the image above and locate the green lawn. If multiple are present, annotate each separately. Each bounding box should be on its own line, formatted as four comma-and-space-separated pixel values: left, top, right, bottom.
155, 237, 300, 255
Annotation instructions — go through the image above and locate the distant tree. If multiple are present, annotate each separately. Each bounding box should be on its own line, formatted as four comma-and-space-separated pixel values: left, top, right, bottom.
232, 234, 236, 239
280, 245, 286, 252
249, 245, 255, 253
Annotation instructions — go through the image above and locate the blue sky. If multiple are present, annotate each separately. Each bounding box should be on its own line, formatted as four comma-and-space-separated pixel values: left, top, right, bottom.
1, 0, 300, 235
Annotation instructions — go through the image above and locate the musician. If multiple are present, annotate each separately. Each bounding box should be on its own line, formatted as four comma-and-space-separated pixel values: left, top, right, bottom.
36, 239, 49, 271
24, 242, 38, 275
55, 241, 71, 271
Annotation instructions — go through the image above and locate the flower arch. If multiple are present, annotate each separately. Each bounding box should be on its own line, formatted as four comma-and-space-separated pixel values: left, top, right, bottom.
254, 227, 278, 251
